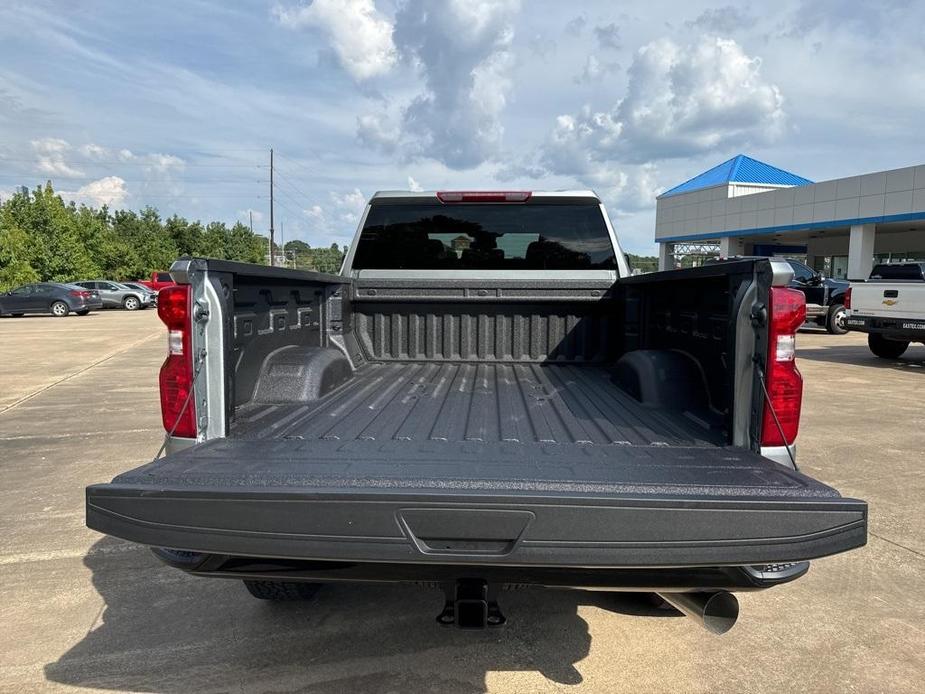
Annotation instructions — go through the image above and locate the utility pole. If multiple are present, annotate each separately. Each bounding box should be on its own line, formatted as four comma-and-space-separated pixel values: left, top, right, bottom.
280, 221, 285, 268
269, 147, 275, 266
249, 210, 253, 234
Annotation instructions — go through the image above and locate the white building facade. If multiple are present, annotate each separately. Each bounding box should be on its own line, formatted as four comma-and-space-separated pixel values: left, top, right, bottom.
655, 155, 925, 279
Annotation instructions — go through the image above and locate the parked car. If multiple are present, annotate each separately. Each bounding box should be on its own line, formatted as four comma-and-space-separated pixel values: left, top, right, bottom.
709, 257, 850, 334
0, 282, 100, 317
844, 262, 925, 358
87, 191, 866, 634
121, 282, 159, 305
73, 280, 153, 310
136, 271, 177, 292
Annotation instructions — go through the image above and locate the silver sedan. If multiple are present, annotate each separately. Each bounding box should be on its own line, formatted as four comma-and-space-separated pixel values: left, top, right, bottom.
72, 280, 154, 310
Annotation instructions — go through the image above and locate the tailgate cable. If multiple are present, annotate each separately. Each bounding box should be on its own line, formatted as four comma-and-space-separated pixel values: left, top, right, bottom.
152, 349, 206, 462
754, 361, 798, 470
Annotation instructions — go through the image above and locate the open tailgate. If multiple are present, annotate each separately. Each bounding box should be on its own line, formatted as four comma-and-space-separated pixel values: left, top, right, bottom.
87, 439, 866, 568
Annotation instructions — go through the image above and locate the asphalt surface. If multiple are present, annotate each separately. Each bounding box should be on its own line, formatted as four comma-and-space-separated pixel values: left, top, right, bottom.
0, 310, 923, 693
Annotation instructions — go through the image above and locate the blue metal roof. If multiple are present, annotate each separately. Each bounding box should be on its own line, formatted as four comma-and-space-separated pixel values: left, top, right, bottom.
659, 155, 812, 197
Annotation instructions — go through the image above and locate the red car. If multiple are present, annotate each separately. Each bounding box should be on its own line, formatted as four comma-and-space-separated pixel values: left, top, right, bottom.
136, 271, 177, 292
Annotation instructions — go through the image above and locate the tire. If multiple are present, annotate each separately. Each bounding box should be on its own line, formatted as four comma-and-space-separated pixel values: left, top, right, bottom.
50, 301, 70, 317
868, 333, 909, 359
75, 309, 90, 316
12, 313, 24, 318
123, 295, 141, 310
243, 580, 321, 601
826, 304, 848, 335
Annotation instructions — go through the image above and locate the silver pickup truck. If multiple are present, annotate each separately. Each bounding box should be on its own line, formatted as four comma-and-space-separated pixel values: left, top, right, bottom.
86, 190, 866, 634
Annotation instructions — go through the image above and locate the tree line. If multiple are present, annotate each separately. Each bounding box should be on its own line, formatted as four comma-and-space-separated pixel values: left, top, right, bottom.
0, 182, 347, 291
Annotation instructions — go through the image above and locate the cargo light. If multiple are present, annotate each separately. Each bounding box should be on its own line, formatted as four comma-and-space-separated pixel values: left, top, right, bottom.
157, 284, 196, 438
436, 191, 532, 203
761, 287, 806, 447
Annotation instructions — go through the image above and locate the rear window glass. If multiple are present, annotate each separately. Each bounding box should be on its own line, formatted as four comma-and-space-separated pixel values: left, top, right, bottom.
156, 272, 172, 282
352, 203, 617, 270
870, 263, 925, 280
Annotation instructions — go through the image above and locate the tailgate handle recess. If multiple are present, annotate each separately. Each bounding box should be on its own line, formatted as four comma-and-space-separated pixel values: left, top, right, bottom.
398, 509, 534, 556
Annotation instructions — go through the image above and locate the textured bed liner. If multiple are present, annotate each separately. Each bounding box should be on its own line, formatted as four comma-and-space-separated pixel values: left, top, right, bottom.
232, 362, 723, 447
108, 361, 834, 500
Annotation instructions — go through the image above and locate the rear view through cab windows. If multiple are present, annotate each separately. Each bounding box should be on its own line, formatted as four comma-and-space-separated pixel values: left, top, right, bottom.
351, 203, 617, 270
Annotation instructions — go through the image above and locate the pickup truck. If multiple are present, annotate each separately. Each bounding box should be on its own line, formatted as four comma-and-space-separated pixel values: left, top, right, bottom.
709, 257, 850, 334
136, 271, 178, 292
845, 262, 925, 358
86, 190, 867, 634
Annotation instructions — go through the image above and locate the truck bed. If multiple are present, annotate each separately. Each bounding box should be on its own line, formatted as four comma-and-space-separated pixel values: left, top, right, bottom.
87, 361, 865, 568
232, 362, 723, 448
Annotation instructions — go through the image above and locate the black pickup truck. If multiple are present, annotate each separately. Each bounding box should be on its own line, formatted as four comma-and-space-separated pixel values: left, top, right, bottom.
86, 191, 866, 634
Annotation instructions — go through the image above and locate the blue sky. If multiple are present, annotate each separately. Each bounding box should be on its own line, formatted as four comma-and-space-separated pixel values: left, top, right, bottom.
1, 0, 923, 254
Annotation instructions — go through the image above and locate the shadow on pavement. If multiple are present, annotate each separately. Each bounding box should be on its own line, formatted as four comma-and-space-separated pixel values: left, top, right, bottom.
798, 343, 925, 370
45, 537, 678, 692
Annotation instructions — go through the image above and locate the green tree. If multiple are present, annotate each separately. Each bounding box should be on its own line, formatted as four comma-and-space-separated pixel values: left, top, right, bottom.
0, 222, 39, 290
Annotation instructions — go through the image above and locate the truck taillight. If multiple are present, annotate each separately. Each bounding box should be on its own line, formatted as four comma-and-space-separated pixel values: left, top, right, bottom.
761, 287, 806, 447
157, 285, 196, 438
843, 287, 852, 309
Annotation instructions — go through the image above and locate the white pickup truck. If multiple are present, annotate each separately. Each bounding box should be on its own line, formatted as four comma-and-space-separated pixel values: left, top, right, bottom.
845, 262, 925, 358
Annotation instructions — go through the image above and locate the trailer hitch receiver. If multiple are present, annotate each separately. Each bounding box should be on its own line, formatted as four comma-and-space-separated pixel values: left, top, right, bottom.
437, 579, 506, 629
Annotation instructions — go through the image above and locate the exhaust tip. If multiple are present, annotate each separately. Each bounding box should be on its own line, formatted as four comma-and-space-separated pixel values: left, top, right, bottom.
656, 591, 740, 635
701, 591, 739, 635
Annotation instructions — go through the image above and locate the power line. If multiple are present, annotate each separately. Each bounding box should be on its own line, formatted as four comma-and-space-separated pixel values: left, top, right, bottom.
0, 174, 269, 185
274, 152, 317, 179
272, 168, 313, 201
0, 156, 267, 168
273, 185, 308, 213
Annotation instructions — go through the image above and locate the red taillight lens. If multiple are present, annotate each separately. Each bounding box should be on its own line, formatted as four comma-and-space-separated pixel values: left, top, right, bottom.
157, 285, 196, 438
436, 191, 532, 203
843, 287, 852, 310
68, 290, 91, 299
761, 287, 806, 447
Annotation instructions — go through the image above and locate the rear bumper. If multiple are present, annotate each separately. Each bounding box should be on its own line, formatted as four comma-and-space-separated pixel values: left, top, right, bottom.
845, 314, 925, 340
86, 484, 867, 569
154, 548, 813, 591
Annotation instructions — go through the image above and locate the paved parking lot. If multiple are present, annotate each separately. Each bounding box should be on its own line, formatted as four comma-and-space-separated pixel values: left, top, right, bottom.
1, 311, 923, 693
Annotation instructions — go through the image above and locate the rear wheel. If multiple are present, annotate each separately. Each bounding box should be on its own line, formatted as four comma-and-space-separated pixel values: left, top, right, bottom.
50, 301, 69, 317
868, 333, 909, 359
243, 580, 321, 601
123, 295, 141, 310
75, 309, 90, 316
826, 304, 848, 335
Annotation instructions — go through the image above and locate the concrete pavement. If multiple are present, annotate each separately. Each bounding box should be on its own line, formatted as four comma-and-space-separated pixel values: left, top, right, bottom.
0, 311, 923, 693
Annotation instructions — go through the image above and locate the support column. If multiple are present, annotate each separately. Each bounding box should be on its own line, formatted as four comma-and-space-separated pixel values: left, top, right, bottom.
658, 242, 674, 271
719, 236, 745, 258
847, 224, 876, 280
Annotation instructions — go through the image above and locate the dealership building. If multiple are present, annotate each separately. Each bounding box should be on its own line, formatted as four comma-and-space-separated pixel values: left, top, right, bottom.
655, 155, 925, 279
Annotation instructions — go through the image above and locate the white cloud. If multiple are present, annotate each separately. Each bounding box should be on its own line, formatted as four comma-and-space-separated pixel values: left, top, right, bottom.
31, 137, 69, 154
31, 137, 84, 177
366, 0, 520, 170
407, 175, 423, 192
274, 0, 396, 81
574, 55, 620, 84
63, 175, 127, 207
356, 113, 399, 152
300, 189, 367, 244
541, 36, 785, 175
